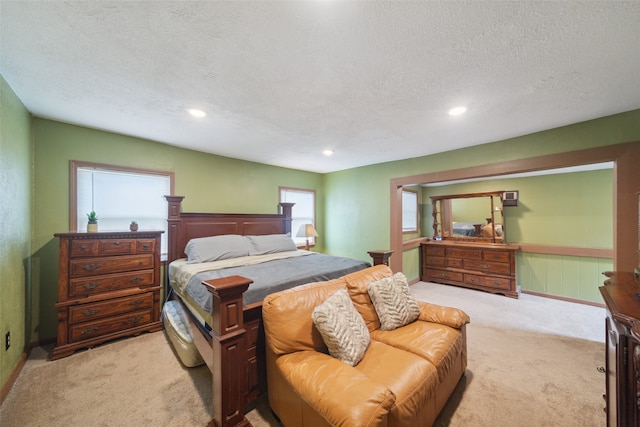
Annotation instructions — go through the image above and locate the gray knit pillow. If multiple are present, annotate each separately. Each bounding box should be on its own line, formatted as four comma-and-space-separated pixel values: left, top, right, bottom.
312, 289, 370, 366
368, 272, 420, 331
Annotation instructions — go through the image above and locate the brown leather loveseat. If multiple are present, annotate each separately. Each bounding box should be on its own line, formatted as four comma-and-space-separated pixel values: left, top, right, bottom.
262, 264, 470, 426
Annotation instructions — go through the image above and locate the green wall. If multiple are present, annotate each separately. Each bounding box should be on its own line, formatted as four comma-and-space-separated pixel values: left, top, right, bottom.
31, 119, 324, 342
323, 110, 640, 287
0, 76, 32, 389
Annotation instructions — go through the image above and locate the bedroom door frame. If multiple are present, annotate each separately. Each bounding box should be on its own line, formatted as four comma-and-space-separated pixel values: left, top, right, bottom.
389, 140, 640, 274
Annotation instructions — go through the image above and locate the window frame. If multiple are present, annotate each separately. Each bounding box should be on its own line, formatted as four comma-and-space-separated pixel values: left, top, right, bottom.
69, 160, 175, 255
402, 189, 419, 234
278, 186, 317, 248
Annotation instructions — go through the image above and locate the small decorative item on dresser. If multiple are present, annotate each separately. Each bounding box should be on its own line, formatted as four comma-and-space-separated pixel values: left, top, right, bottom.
86, 211, 98, 232
130, 221, 138, 231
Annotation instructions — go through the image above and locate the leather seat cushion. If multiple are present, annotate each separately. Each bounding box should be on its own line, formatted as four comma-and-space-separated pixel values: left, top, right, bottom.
356, 341, 439, 426
371, 321, 463, 382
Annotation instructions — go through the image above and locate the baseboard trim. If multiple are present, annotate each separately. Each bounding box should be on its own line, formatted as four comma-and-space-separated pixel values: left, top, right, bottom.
521, 289, 605, 308
1, 337, 56, 406
0, 351, 27, 406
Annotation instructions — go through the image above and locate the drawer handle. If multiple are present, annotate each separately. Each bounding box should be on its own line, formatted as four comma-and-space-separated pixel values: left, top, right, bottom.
82, 308, 101, 316
81, 326, 100, 335
129, 316, 143, 324
130, 277, 143, 283
114, 241, 121, 245
492, 255, 501, 259
83, 263, 102, 271
80, 245, 88, 251
129, 300, 143, 307
142, 245, 149, 250
480, 264, 490, 269
83, 282, 101, 290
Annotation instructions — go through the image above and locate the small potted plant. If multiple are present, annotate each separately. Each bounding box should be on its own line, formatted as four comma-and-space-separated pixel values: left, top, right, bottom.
86, 211, 98, 232
129, 221, 138, 232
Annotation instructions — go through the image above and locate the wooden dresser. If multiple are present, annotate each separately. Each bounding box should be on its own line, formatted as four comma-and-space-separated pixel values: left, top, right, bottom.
53, 231, 163, 360
600, 271, 640, 426
421, 241, 519, 298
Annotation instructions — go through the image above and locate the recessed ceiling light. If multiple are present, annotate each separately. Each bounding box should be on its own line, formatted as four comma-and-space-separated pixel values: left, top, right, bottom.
448, 106, 467, 116
187, 108, 206, 118
323, 149, 334, 156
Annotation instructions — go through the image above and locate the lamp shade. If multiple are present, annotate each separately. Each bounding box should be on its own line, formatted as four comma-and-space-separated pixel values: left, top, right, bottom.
296, 223, 318, 238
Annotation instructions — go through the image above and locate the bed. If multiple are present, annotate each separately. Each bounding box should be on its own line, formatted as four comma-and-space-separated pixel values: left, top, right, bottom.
452, 221, 482, 237
164, 196, 380, 427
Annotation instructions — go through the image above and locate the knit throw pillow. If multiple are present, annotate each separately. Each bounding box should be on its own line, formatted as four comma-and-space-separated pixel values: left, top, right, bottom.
368, 272, 421, 331
312, 289, 370, 366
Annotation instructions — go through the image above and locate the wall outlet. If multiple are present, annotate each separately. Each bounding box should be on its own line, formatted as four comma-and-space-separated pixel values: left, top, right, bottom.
5, 331, 10, 351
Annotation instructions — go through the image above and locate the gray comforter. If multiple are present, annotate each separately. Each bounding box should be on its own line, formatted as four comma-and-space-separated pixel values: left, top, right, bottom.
184, 253, 371, 312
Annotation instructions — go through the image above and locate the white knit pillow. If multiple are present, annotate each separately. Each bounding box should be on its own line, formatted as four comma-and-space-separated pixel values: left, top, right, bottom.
312, 289, 370, 366
368, 272, 420, 331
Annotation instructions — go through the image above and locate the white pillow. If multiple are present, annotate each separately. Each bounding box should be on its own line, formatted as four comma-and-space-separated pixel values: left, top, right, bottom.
367, 272, 420, 331
246, 234, 297, 256
184, 235, 251, 264
312, 289, 370, 366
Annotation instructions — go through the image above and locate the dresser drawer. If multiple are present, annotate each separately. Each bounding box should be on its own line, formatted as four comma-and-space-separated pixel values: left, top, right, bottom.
70, 254, 154, 277
423, 245, 445, 257
483, 251, 511, 263
427, 269, 464, 283
70, 239, 138, 257
69, 270, 154, 298
464, 259, 511, 275
98, 239, 137, 255
70, 240, 100, 257
447, 258, 463, 268
136, 239, 156, 253
481, 276, 512, 290
68, 292, 154, 324
426, 256, 446, 267
464, 274, 483, 286
447, 247, 481, 259
69, 310, 152, 343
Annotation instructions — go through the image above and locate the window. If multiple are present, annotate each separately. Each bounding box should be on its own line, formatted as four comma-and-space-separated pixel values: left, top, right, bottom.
402, 190, 418, 233
71, 161, 174, 258
279, 187, 316, 247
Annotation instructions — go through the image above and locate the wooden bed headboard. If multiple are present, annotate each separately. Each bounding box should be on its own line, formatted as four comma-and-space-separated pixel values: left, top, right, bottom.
165, 196, 294, 264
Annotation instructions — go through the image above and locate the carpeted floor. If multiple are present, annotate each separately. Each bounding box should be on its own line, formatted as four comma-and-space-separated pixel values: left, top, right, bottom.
0, 282, 606, 426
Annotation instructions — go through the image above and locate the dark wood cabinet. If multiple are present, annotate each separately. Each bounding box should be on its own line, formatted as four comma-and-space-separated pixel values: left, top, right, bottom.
600, 271, 640, 427
421, 241, 519, 298
53, 231, 163, 360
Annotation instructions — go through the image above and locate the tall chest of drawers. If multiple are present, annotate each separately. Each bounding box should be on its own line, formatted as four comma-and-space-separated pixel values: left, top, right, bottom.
53, 231, 163, 360
421, 241, 519, 298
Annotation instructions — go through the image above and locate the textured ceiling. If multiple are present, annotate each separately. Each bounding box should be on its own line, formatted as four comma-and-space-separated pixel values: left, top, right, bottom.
1, 1, 639, 173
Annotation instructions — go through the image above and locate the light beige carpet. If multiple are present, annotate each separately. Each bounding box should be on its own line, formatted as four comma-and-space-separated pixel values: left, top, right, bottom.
0, 282, 606, 426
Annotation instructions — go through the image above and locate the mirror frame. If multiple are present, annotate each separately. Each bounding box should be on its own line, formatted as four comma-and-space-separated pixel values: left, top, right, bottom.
430, 191, 505, 244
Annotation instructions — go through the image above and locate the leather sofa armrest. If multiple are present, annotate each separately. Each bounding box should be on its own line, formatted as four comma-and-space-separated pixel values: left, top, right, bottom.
276, 351, 396, 426
417, 301, 470, 329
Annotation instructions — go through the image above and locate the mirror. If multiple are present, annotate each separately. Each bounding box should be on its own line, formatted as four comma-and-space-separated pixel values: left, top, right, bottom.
431, 191, 506, 244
